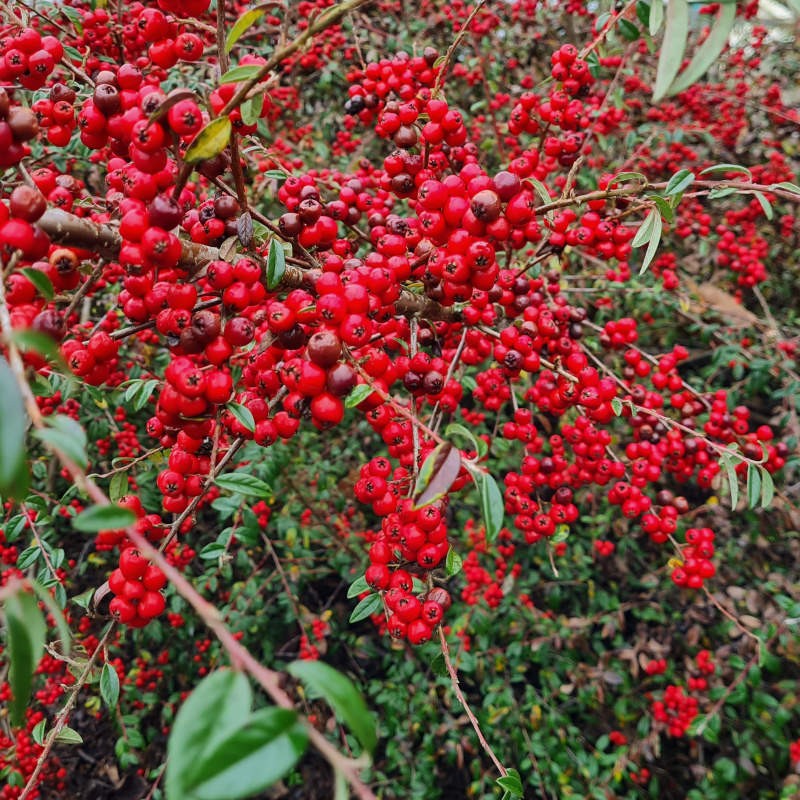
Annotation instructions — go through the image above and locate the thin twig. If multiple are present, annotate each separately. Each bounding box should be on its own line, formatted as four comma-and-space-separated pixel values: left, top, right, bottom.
438, 627, 508, 778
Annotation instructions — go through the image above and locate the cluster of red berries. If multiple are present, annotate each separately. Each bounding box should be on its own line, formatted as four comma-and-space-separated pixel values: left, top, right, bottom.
0, 25, 63, 90
652, 684, 699, 738
182, 194, 241, 246
671, 527, 716, 589
31, 83, 78, 147
108, 547, 168, 626
344, 49, 440, 123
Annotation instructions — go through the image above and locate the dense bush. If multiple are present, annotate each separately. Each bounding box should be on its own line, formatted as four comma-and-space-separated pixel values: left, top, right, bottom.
0, 0, 799, 798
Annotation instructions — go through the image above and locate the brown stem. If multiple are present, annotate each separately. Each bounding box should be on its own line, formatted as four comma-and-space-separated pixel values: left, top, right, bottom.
438, 627, 508, 778
36, 209, 461, 321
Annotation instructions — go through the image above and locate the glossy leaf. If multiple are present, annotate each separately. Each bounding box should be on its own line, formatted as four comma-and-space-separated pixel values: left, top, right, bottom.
226, 402, 256, 433
349, 592, 383, 623
445, 548, 463, 576
4, 589, 46, 727
215, 471, 271, 498
100, 662, 120, 708
667, 2, 736, 95
166, 670, 252, 800
346, 575, 370, 598
412, 442, 461, 509
72, 504, 136, 533
653, 0, 689, 102
225, 8, 266, 53
219, 65, 263, 85
288, 660, 377, 755
345, 383, 373, 408
266, 238, 286, 289
184, 117, 232, 165
475, 471, 504, 543
177, 708, 307, 800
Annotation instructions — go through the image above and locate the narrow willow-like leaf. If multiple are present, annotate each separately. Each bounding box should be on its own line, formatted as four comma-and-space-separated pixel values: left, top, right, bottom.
653, 0, 690, 102
667, 2, 736, 95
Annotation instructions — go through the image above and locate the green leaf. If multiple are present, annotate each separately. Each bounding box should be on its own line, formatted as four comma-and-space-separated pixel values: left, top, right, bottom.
0, 356, 29, 499
177, 707, 307, 800
667, 2, 736, 95
349, 592, 382, 623
445, 422, 488, 459
649, 0, 665, 35
100, 662, 120, 709
240, 95, 262, 127
215, 471, 271, 498
3, 589, 46, 726
721, 455, 739, 510
72, 504, 136, 533
16, 545, 41, 570
759, 467, 774, 509
266, 238, 286, 290
496, 769, 524, 797
474, 471, 504, 543
9, 329, 65, 366
664, 169, 695, 197
346, 575, 370, 598
525, 177, 552, 207
611, 398, 623, 416
708, 186, 739, 200
412, 442, 462, 509
32, 719, 47, 745
226, 402, 256, 434
631, 208, 663, 274
184, 117, 232, 165
287, 660, 377, 755
32, 414, 88, 469
345, 383, 373, 408
618, 17, 641, 40
653, 0, 689, 102
109, 471, 129, 503
166, 670, 253, 800
445, 547, 463, 576
753, 191, 773, 220
746, 463, 762, 509
54, 726, 83, 745
21, 268, 55, 301
199, 542, 228, 560
609, 171, 648, 186
771, 181, 800, 195
225, 8, 266, 53
219, 65, 264, 85
699, 163, 752, 180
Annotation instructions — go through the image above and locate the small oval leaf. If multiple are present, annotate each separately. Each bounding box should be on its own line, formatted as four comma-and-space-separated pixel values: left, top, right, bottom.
184, 117, 232, 165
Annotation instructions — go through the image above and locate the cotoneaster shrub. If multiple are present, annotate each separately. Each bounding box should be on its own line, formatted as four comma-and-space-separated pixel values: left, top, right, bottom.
0, 0, 799, 798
